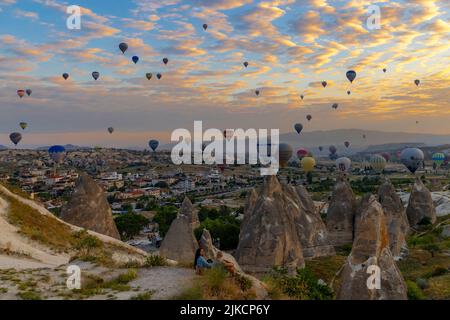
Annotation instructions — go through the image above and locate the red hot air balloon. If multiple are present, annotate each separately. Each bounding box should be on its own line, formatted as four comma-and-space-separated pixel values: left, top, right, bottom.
17, 90, 25, 98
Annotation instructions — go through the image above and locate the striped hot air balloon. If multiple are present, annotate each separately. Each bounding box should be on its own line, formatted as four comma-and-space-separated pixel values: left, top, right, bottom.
432, 152, 446, 167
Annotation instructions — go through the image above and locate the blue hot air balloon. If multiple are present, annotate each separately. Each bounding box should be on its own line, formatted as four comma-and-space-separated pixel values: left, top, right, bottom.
149, 140, 159, 152
346, 70, 357, 83
9, 132, 22, 146
132, 56, 139, 64
48, 145, 66, 164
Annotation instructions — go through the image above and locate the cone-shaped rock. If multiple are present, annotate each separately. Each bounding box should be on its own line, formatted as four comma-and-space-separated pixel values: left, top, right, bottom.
377, 179, 409, 259
159, 197, 199, 262
235, 176, 305, 275
294, 186, 335, 258
326, 177, 357, 246
406, 177, 437, 227
199, 228, 216, 260
338, 195, 407, 300
60, 173, 120, 239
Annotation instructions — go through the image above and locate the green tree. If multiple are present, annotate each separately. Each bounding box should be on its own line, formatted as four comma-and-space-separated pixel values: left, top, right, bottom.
114, 213, 149, 240
153, 205, 178, 236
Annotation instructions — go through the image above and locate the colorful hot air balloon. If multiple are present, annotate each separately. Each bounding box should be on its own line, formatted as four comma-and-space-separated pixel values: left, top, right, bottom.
19, 122, 27, 130
278, 143, 293, 168
294, 123, 303, 134
346, 70, 356, 83
48, 145, 66, 164
119, 42, 128, 54
149, 140, 159, 152
344, 141, 350, 148
163, 57, 169, 65
243, 61, 249, 68
432, 153, 445, 166
26, 89, 32, 96
336, 157, 351, 172
9, 132, 22, 145
146, 73, 152, 80
332, 103, 338, 109
297, 148, 309, 159
414, 79, 420, 86
62, 73, 69, 80
370, 154, 387, 172
321, 81, 327, 88
132, 56, 139, 64
301, 156, 316, 173
306, 115, 312, 122
400, 148, 424, 174
17, 90, 25, 98
92, 71, 100, 80
108, 127, 114, 134
157, 73, 162, 79
203, 24, 208, 30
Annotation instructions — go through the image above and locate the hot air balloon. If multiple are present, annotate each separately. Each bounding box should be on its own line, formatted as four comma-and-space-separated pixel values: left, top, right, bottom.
149, 140, 159, 152
297, 148, 308, 159
381, 152, 390, 162
416, 120, 419, 124
243, 61, 248, 68
19, 122, 27, 130
132, 56, 139, 64
344, 141, 350, 148
163, 58, 169, 65
363, 134, 366, 139
329, 145, 337, 154
108, 127, 114, 134
119, 42, 128, 54
370, 154, 387, 172
318, 146, 323, 152
203, 24, 208, 30
332, 103, 338, 109
255, 90, 260, 96
383, 68, 387, 73
92, 71, 100, 80
26, 89, 32, 96
301, 156, 316, 173
157, 73, 162, 79
9, 132, 22, 146
146, 73, 152, 80
62, 73, 69, 80
336, 157, 351, 172
346, 70, 356, 83
17, 90, 25, 98
294, 123, 303, 134
48, 145, 66, 164
300, 95, 304, 100
414, 79, 420, 86
347, 90, 351, 95
306, 115, 312, 122
321, 81, 327, 88
432, 153, 445, 167
400, 148, 424, 174
223, 129, 234, 141
278, 143, 293, 168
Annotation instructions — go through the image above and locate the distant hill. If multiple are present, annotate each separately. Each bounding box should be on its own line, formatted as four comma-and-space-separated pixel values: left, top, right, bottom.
0, 145, 7, 150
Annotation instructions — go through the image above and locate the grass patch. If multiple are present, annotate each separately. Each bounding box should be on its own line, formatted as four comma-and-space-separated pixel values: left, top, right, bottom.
424, 274, 450, 299
130, 291, 154, 300
17, 291, 42, 300
145, 255, 168, 267
0, 287, 8, 294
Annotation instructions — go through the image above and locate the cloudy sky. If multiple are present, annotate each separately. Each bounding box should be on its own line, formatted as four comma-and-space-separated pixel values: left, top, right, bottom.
0, 0, 449, 148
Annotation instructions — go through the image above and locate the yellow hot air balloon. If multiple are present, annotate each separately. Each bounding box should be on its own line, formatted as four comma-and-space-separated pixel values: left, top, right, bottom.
301, 156, 316, 173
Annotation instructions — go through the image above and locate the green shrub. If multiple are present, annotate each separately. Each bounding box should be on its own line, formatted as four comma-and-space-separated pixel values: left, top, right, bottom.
17, 291, 42, 300
145, 255, 168, 267
114, 213, 149, 240
406, 280, 426, 300
130, 291, 153, 300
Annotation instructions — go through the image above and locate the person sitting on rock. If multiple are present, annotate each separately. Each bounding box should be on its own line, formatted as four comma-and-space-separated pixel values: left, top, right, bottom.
214, 251, 236, 274
194, 248, 212, 274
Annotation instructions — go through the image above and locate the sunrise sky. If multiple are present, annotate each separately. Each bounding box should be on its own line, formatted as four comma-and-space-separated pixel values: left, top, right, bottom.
0, 0, 449, 148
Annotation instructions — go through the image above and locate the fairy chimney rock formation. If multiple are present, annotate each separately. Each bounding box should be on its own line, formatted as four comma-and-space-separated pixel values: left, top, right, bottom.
406, 177, 437, 227
60, 172, 120, 239
338, 195, 407, 300
159, 197, 199, 262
